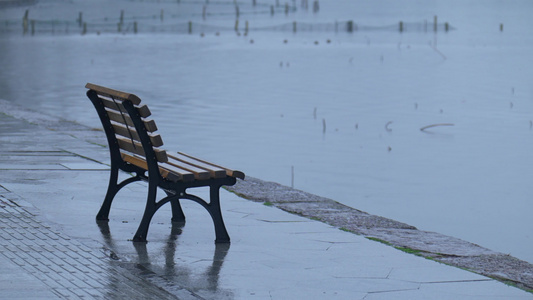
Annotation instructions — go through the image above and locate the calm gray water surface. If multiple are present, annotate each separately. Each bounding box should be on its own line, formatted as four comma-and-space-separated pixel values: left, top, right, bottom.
1, 0, 532, 262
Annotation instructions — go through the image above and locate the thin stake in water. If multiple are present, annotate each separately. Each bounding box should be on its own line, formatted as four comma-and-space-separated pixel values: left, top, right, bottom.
291, 166, 294, 188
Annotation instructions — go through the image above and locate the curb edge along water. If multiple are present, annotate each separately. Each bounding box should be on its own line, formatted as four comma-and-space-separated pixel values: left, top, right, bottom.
0, 98, 532, 293
225, 176, 533, 293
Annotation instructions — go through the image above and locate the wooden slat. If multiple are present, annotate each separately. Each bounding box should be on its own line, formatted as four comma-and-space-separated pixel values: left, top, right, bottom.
158, 162, 196, 182
165, 158, 211, 180
122, 153, 197, 182
112, 123, 163, 147
168, 153, 226, 179
117, 138, 147, 159
106, 109, 132, 126
107, 109, 158, 132
121, 153, 182, 182
116, 137, 168, 162
177, 152, 245, 180
101, 97, 151, 118
86, 83, 141, 105
122, 153, 195, 182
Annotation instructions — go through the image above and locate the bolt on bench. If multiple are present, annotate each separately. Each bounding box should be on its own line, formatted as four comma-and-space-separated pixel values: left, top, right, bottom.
85, 83, 245, 243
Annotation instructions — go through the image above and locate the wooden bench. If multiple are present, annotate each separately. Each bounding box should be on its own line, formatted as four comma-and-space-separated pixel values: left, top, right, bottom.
85, 83, 245, 243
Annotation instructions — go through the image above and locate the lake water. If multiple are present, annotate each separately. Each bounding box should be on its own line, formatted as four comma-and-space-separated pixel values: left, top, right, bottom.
1, 0, 532, 263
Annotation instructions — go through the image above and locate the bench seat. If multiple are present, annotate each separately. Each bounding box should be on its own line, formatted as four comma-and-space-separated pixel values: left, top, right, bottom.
121, 152, 245, 183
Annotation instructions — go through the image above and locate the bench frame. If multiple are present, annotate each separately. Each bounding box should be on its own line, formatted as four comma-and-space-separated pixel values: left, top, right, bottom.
86, 83, 243, 243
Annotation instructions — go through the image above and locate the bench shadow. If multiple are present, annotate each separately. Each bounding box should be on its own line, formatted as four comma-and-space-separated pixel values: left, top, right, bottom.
96, 221, 232, 296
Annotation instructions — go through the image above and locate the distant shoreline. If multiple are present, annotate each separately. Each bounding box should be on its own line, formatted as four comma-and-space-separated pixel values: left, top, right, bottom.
0, 0, 36, 9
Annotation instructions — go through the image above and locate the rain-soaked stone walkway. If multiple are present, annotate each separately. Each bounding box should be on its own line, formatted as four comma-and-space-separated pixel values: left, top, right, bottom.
0, 191, 196, 299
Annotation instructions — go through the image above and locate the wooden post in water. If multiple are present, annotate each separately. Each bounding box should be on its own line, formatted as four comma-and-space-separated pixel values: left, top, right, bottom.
234, 19, 239, 32
293, 21, 297, 33
399, 21, 403, 32
134, 21, 137, 34
245, 20, 249, 35
433, 15, 437, 32
31, 19, 35, 35
78, 12, 82, 27
500, 23, 503, 31
120, 10, 124, 25
82, 22, 87, 35
291, 166, 294, 188
445, 22, 449, 32
271, 5, 274, 16
347, 20, 353, 33
285, 3, 289, 15
188, 21, 192, 34
235, 5, 240, 18
23, 10, 29, 35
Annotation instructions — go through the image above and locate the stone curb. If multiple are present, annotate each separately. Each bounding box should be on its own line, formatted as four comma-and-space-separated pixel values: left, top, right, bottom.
225, 176, 533, 292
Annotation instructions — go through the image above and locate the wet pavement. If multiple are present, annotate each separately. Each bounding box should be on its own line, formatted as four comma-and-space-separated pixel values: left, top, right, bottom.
1, 99, 532, 299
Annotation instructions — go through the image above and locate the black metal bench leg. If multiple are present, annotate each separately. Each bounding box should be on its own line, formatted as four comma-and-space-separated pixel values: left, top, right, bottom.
170, 199, 186, 223
96, 165, 119, 221
133, 184, 158, 243
208, 185, 230, 244
97, 169, 141, 221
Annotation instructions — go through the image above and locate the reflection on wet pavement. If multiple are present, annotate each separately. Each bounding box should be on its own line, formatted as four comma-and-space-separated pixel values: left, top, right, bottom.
97, 220, 232, 299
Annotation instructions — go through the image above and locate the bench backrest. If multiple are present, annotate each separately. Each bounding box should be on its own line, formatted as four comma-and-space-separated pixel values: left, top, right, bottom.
86, 83, 168, 172
87, 83, 245, 183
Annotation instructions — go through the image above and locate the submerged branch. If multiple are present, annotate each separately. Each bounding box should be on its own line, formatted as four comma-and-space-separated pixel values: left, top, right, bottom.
420, 123, 454, 132
429, 42, 447, 60
385, 121, 393, 132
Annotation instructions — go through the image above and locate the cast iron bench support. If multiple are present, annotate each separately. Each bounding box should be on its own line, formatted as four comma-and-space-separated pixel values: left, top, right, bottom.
86, 83, 244, 243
